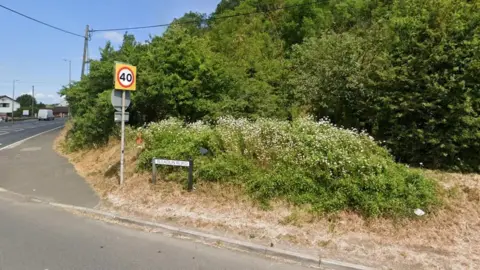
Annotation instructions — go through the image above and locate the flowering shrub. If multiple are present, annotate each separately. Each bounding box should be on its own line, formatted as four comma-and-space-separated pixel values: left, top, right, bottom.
138, 117, 439, 218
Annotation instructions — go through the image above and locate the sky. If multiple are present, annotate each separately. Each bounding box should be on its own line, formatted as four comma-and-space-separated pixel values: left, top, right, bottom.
0, 0, 220, 104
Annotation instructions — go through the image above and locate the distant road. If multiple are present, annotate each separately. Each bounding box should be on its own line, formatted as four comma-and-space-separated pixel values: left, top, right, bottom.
0, 118, 66, 149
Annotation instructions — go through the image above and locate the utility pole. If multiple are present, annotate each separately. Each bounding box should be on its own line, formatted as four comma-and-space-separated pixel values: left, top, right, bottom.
31, 85, 35, 118
81, 25, 89, 79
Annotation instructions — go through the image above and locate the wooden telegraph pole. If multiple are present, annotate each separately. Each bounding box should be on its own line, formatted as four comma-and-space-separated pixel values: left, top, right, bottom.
80, 25, 89, 79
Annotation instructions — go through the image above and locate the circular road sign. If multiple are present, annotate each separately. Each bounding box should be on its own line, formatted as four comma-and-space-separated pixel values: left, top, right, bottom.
111, 89, 131, 111
117, 66, 135, 88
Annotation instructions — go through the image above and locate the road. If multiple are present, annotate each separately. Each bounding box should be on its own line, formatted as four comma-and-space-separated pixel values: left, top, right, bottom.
0, 191, 312, 270
0, 118, 66, 149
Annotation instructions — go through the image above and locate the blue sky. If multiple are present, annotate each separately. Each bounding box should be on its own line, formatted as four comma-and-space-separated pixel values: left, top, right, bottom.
0, 0, 219, 104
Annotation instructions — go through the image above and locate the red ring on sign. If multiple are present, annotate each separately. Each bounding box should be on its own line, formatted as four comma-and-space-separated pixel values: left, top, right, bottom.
117, 67, 135, 88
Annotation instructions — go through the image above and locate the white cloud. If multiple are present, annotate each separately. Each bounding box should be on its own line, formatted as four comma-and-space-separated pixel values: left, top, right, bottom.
101, 31, 124, 44
27, 93, 60, 103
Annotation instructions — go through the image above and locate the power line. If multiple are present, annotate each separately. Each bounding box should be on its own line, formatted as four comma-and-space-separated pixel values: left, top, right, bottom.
90, 1, 321, 33
0, 4, 84, 38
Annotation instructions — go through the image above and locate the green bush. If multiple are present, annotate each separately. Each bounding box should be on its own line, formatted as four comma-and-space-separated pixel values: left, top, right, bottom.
62, 0, 480, 172
291, 0, 480, 172
139, 116, 439, 218
65, 91, 116, 151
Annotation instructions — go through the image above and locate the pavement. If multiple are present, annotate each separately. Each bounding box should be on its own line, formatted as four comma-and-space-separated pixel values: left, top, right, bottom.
0, 118, 65, 149
0, 189, 312, 270
0, 121, 99, 207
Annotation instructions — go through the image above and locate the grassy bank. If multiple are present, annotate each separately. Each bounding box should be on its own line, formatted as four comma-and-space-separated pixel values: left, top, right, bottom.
137, 117, 439, 218
55, 120, 480, 269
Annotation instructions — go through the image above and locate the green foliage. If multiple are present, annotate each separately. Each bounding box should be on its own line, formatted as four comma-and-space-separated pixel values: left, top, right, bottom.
63, 0, 480, 173
291, 0, 480, 172
13, 95, 47, 117
214, 0, 242, 14
139, 117, 439, 218
64, 91, 115, 151
16, 94, 37, 107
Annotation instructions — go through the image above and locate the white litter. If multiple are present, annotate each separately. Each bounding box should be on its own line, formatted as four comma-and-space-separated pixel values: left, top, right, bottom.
414, 208, 425, 216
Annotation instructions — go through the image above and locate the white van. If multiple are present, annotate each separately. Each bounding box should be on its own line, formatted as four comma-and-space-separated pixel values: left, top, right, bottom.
38, 109, 54, 121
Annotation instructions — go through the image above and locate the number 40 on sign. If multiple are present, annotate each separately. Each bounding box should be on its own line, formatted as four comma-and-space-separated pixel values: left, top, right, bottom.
114, 62, 137, 91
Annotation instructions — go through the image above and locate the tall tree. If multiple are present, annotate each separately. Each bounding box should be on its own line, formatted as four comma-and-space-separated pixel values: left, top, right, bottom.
214, 0, 243, 14
16, 94, 37, 107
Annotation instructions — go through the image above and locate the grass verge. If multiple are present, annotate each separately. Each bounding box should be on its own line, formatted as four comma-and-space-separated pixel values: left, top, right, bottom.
137, 117, 439, 218
55, 120, 479, 269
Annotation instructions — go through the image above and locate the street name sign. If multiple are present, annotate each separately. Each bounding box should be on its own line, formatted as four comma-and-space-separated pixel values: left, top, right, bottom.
153, 159, 190, 167
151, 158, 194, 191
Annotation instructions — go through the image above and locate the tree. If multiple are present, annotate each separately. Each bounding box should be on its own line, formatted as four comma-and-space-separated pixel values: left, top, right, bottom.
16, 94, 37, 107
61, 0, 480, 172
214, 0, 243, 14
134, 25, 230, 122
291, 0, 480, 172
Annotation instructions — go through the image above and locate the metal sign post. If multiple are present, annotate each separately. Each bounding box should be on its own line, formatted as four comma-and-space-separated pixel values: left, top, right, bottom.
112, 62, 137, 185
120, 90, 126, 185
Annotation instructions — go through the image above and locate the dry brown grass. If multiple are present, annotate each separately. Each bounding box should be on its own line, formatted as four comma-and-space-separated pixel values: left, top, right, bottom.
54, 130, 480, 269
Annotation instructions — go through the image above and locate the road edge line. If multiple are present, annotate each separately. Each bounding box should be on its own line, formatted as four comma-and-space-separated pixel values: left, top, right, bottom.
48, 202, 375, 270
0, 125, 64, 151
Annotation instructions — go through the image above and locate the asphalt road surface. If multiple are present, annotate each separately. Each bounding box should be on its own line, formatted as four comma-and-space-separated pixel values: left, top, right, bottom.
0, 118, 66, 149
0, 191, 313, 270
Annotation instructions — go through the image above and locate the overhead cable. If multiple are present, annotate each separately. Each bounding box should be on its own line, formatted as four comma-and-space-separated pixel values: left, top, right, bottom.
0, 4, 84, 38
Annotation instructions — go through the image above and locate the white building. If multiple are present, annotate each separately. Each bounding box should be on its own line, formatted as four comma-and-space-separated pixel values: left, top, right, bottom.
0, 95, 21, 117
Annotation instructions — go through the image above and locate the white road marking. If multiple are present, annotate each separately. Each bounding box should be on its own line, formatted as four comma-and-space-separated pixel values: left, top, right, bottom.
20, 147, 42, 152
0, 126, 64, 151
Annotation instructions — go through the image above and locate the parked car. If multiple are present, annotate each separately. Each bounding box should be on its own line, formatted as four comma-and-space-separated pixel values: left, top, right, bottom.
38, 109, 54, 121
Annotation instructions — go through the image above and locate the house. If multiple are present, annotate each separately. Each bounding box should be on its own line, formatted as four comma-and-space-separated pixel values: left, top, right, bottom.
52, 106, 69, 118
0, 95, 20, 120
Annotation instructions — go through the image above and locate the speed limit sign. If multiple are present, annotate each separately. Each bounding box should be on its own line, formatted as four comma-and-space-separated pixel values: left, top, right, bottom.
114, 62, 137, 91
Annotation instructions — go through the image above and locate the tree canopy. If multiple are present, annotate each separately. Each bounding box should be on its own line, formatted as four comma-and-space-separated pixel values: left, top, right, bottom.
16, 94, 36, 107
61, 0, 480, 172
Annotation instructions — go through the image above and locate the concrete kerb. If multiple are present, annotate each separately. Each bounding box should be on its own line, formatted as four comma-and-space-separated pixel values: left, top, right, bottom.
0, 187, 376, 270
48, 202, 375, 270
